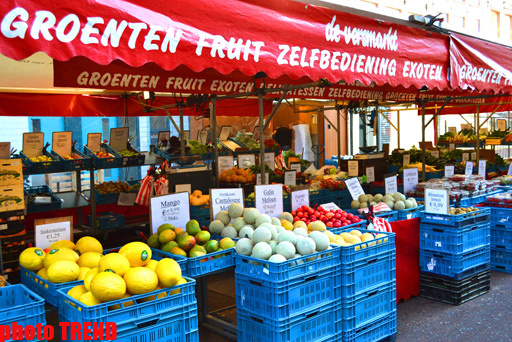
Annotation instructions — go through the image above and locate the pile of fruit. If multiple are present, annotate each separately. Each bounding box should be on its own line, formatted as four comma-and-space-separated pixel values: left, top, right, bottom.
438, 129, 483, 143
291, 205, 362, 228
148, 219, 235, 258
118, 149, 140, 157
62, 154, 83, 160
235, 132, 260, 150
189, 190, 210, 206
219, 167, 255, 183
187, 140, 209, 155
405, 162, 439, 172
29, 154, 54, 162
449, 207, 479, 215
351, 192, 419, 211
0, 275, 6, 287
329, 229, 388, 248
19, 237, 186, 307
264, 139, 279, 150
233, 212, 334, 262
96, 181, 137, 194
95, 151, 114, 158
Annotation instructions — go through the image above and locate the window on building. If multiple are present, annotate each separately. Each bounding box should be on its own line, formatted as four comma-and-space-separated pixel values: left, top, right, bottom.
451, 15, 466, 29
386, 7, 402, 16
360, 1, 378, 9
468, 18, 481, 33
492, 11, 501, 38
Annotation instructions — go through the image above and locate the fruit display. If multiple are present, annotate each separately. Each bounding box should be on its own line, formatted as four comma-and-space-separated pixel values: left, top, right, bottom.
220, 166, 255, 183
328, 229, 388, 248
190, 190, 210, 206
187, 140, 208, 154
232, 209, 335, 262
235, 131, 260, 150
494, 175, 512, 185
95, 151, 115, 158
149, 219, 235, 258
485, 191, 512, 205
62, 154, 83, 160
96, 181, 138, 194
118, 148, 140, 157
438, 128, 484, 143
413, 176, 499, 199
291, 205, 363, 228
350, 192, 418, 211
0, 275, 6, 287
405, 162, 439, 172
264, 139, 280, 150
29, 154, 54, 162
448, 207, 479, 215
20, 237, 186, 307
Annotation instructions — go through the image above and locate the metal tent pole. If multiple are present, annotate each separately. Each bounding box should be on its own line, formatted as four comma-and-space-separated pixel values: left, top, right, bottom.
337, 105, 341, 168
179, 106, 185, 157
421, 100, 426, 182
210, 97, 218, 187
258, 92, 266, 184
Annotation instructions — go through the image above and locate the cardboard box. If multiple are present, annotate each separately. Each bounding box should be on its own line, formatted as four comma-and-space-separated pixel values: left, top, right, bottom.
0, 159, 23, 186
0, 185, 25, 213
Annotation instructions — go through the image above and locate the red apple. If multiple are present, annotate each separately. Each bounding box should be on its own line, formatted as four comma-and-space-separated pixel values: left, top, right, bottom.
293, 217, 300, 222
317, 206, 324, 212
334, 213, 341, 219
302, 205, 309, 211
291, 211, 297, 216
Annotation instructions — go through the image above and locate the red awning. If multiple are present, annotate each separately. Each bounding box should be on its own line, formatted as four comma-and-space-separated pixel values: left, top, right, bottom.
1, 0, 450, 90
0, 93, 272, 117
450, 33, 512, 93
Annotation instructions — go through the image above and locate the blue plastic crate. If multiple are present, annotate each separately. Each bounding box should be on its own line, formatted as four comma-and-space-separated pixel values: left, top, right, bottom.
419, 247, 490, 279
327, 220, 366, 235
338, 229, 396, 265
419, 223, 490, 254
346, 209, 398, 223
58, 277, 197, 342
491, 225, 512, 249
237, 303, 338, 342
20, 150, 62, 174
340, 249, 396, 298
310, 191, 323, 206
235, 245, 341, 283
25, 184, 61, 213
0, 284, 46, 341
340, 310, 397, 342
190, 204, 210, 220
419, 207, 490, 228
489, 206, 512, 226
235, 268, 340, 320
52, 148, 91, 171
20, 266, 83, 307
340, 282, 396, 331
87, 212, 125, 230
396, 205, 425, 221
84, 144, 123, 169
490, 247, 512, 273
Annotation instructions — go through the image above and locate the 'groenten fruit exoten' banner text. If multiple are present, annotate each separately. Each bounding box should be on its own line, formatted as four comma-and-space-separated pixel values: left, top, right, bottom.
1, 0, 449, 90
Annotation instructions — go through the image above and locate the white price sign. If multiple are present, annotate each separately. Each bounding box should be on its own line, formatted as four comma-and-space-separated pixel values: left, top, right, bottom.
291, 189, 309, 211
23, 132, 44, 158
344, 177, 365, 201
158, 131, 170, 143
210, 188, 244, 220
175, 184, 192, 194
471, 152, 477, 160
497, 119, 507, 131
150, 192, 190, 234
118, 192, 136, 206
198, 130, 208, 144
290, 163, 302, 173
425, 188, 449, 215
217, 156, 234, 175
508, 163, 512, 176
366, 167, 375, 183
461, 123, 473, 130
255, 184, 283, 217
35, 220, 72, 250
348, 160, 359, 177
465, 161, 474, 175
0, 142, 10, 159
403, 154, 411, 167
320, 202, 340, 210
52, 131, 72, 157
403, 168, 419, 196
384, 175, 398, 194
448, 127, 457, 134
478, 160, 486, 177
284, 170, 297, 186
431, 150, 440, 158
219, 126, 232, 140
87, 133, 102, 152
444, 165, 455, 178
110, 127, 129, 152
237, 154, 256, 168
264, 152, 275, 171
462, 153, 469, 162
449, 143, 455, 151
256, 173, 270, 185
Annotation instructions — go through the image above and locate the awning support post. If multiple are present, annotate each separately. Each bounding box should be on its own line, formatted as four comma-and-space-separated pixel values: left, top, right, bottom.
421, 100, 426, 182
258, 91, 266, 184
179, 106, 185, 157
336, 103, 342, 169
210, 97, 218, 187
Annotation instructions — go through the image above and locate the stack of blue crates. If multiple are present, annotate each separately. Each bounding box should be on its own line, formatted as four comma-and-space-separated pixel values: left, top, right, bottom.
418, 208, 491, 304
488, 206, 512, 273
338, 229, 397, 342
235, 247, 342, 342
